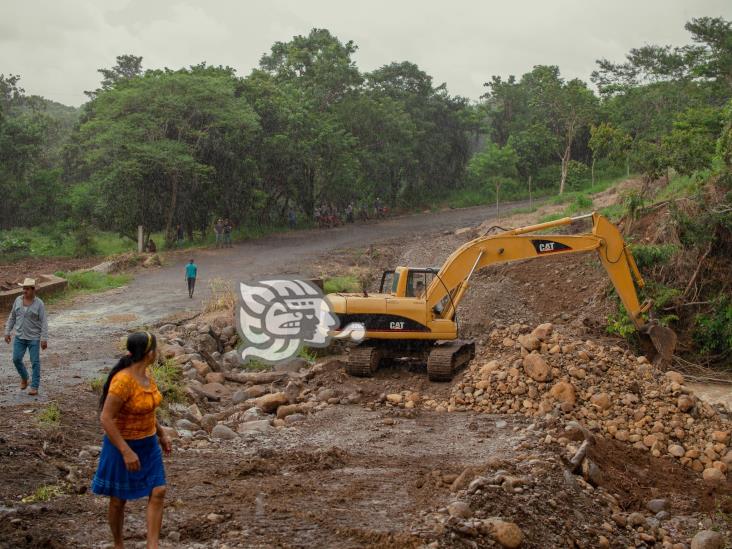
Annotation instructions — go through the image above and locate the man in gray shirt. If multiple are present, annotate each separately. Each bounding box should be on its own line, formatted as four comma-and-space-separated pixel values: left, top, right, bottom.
4, 278, 48, 395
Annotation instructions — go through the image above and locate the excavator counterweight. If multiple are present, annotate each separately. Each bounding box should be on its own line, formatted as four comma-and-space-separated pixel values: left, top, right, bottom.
327, 212, 676, 380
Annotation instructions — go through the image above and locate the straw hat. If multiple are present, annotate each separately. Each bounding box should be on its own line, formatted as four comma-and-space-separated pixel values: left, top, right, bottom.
18, 278, 36, 288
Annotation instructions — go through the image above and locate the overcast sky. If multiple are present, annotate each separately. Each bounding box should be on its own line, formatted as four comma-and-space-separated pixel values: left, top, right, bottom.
2, 0, 731, 106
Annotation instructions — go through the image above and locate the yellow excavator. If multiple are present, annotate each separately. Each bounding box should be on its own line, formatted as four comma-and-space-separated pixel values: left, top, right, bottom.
326, 212, 677, 381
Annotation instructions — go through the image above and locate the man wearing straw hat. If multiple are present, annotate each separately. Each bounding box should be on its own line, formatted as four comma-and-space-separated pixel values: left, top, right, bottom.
4, 278, 48, 396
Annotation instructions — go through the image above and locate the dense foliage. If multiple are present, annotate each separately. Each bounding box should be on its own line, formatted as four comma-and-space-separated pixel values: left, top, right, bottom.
1, 20, 731, 250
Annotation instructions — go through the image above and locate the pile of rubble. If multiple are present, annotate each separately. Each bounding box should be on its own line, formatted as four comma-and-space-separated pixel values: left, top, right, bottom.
154, 312, 360, 441
415, 322, 731, 484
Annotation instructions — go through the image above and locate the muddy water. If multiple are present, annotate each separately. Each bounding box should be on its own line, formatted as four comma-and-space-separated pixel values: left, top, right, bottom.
688, 381, 732, 410
0, 201, 524, 406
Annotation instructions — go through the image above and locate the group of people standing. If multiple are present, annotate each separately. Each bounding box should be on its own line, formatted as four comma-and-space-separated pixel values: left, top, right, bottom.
213, 218, 233, 248
313, 198, 388, 229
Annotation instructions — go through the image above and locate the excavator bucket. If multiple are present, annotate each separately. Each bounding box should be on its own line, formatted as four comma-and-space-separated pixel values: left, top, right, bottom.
640, 324, 677, 366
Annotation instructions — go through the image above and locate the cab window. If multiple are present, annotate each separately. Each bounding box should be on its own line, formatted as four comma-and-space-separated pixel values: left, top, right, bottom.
406, 271, 431, 298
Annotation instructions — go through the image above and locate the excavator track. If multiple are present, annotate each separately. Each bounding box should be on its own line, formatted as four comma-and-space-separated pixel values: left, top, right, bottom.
427, 340, 475, 382
346, 344, 383, 377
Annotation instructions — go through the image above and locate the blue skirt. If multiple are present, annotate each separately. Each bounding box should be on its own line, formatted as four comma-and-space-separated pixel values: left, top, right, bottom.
91, 434, 166, 500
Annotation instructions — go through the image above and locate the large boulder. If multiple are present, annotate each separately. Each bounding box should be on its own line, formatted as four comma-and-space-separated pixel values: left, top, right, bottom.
523, 353, 550, 382
237, 419, 273, 435
691, 530, 726, 549
211, 424, 237, 440
549, 381, 576, 406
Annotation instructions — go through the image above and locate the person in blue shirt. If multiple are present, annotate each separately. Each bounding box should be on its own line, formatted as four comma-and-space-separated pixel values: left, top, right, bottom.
185, 259, 198, 298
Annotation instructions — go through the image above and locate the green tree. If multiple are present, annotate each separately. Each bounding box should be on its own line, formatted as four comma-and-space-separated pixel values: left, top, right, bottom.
588, 123, 631, 183
468, 142, 518, 217
663, 106, 723, 176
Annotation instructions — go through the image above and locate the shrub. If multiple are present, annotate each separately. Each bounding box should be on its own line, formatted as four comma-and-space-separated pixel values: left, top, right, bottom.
629, 244, 678, 271
37, 402, 61, 428
694, 296, 732, 356
323, 275, 360, 294
151, 359, 187, 404
0, 236, 31, 254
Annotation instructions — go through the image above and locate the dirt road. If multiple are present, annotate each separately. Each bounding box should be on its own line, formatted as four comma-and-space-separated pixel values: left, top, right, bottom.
0, 202, 520, 405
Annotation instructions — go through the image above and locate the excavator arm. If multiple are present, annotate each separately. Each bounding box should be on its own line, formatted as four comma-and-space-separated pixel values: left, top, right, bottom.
426, 212, 676, 363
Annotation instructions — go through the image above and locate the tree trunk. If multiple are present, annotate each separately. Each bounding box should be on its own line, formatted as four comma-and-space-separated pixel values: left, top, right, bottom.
528, 174, 532, 210
559, 145, 571, 195
591, 156, 596, 186
626, 153, 630, 177
495, 181, 500, 222
164, 173, 178, 247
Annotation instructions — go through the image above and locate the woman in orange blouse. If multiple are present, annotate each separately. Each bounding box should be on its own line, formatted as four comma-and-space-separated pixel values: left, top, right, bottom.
91, 331, 172, 549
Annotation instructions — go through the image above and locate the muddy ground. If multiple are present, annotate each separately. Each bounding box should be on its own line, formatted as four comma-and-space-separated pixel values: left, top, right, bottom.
1, 191, 730, 548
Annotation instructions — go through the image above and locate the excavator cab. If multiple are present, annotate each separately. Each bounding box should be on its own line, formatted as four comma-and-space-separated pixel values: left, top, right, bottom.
380, 268, 436, 298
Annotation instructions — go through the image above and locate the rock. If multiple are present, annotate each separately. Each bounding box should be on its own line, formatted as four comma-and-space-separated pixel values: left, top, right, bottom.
523, 353, 550, 382
175, 419, 200, 431
691, 530, 726, 549
386, 393, 403, 404
590, 392, 611, 410
549, 381, 576, 406
711, 431, 730, 444
78, 449, 91, 459
316, 388, 337, 402
254, 392, 288, 413
677, 395, 695, 412
284, 381, 301, 403
702, 467, 726, 485
646, 499, 668, 513
517, 334, 540, 351
222, 350, 242, 368
665, 371, 685, 384
482, 519, 523, 548
479, 361, 500, 378
231, 390, 249, 405
668, 444, 686, 458
191, 360, 211, 376
197, 333, 218, 354
162, 344, 184, 359
200, 382, 231, 399
284, 413, 306, 425
242, 385, 267, 399
447, 501, 472, 519
450, 467, 480, 492
200, 414, 218, 432
495, 420, 508, 429
276, 404, 303, 420
206, 512, 225, 523
627, 512, 645, 527
211, 424, 237, 440
531, 323, 553, 341
237, 420, 273, 434
205, 372, 225, 384
274, 357, 309, 373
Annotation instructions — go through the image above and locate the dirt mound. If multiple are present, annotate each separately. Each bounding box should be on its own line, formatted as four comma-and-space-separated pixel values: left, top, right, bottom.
425, 322, 732, 483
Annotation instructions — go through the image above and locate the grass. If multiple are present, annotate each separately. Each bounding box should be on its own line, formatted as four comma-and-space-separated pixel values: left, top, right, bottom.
59, 270, 132, 291
323, 275, 360, 294
204, 278, 236, 313
89, 374, 106, 393
151, 359, 187, 404
599, 203, 625, 222
655, 174, 701, 202
37, 402, 61, 428
45, 270, 132, 305
21, 484, 65, 503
